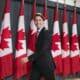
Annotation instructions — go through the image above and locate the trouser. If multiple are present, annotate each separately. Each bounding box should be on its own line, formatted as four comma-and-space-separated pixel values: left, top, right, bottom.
29, 65, 55, 80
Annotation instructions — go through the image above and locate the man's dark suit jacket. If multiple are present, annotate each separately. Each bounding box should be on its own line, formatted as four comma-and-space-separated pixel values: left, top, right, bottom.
28, 27, 56, 72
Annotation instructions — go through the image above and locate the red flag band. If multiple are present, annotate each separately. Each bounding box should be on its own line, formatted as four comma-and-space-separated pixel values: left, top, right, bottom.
61, 5, 71, 76
14, 0, 27, 79
0, 0, 13, 79
70, 7, 80, 74
51, 4, 62, 75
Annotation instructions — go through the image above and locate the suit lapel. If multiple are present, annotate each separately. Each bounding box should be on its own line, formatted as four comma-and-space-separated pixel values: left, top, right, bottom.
37, 27, 45, 39
35, 27, 45, 47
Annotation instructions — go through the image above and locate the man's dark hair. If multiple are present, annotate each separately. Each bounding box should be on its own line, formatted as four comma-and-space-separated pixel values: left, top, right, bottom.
34, 13, 44, 21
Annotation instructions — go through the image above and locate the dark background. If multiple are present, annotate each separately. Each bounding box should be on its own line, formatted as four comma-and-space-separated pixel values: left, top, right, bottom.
0, 0, 80, 80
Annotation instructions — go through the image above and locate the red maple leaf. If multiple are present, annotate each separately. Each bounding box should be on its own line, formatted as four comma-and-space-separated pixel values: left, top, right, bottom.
0, 27, 11, 50
16, 29, 26, 51
71, 35, 78, 51
52, 33, 60, 51
62, 32, 69, 51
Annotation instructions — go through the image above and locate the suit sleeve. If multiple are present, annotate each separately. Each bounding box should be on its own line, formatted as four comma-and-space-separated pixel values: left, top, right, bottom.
28, 30, 52, 62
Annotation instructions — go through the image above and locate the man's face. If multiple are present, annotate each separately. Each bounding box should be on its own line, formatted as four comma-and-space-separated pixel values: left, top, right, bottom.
34, 16, 44, 29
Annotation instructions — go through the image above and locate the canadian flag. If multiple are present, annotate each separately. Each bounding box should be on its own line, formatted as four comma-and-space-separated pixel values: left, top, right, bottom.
0, 0, 13, 79
14, 0, 27, 79
70, 7, 80, 74
79, 37, 80, 72
61, 5, 71, 76
51, 4, 62, 74
27, 0, 37, 75
43, 0, 48, 30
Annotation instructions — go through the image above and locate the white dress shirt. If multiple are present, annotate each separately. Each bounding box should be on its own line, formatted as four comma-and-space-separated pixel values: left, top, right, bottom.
37, 27, 44, 37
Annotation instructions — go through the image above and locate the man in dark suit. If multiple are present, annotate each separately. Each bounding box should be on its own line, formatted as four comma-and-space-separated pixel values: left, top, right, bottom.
22, 13, 56, 80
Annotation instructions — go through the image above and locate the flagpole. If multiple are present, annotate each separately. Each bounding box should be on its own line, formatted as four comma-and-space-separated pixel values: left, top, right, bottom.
57, 0, 59, 7
64, 0, 66, 6
45, 0, 47, 8
74, 0, 76, 7
45, 0, 47, 6
57, 0, 58, 3
74, 0, 76, 15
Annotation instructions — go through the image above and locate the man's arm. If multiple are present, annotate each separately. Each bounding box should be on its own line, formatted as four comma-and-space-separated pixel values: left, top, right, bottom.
28, 31, 52, 61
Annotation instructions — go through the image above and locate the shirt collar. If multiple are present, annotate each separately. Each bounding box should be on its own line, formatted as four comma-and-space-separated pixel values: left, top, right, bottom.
37, 27, 44, 33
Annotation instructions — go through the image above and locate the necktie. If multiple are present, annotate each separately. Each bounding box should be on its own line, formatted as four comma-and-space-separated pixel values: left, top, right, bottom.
37, 30, 39, 37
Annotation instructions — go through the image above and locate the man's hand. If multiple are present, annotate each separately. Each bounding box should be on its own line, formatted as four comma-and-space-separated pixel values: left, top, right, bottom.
21, 57, 29, 64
